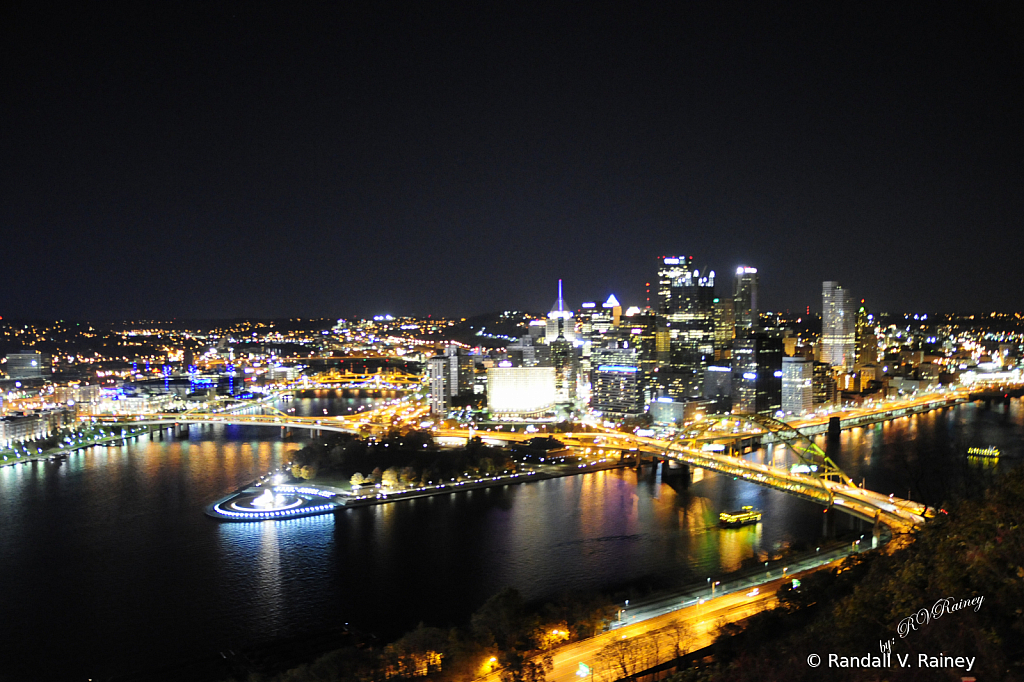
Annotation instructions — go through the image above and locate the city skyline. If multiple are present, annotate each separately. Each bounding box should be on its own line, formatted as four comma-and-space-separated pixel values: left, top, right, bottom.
2, 3, 1022, 319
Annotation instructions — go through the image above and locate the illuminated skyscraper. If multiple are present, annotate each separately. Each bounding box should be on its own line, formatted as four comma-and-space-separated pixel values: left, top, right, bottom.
654, 256, 694, 315
782, 356, 813, 416
731, 333, 782, 415
822, 281, 856, 371
855, 301, 878, 367
590, 344, 644, 417
545, 279, 576, 344
712, 297, 735, 358
664, 267, 716, 398
733, 266, 758, 335
427, 345, 474, 415
549, 315, 576, 404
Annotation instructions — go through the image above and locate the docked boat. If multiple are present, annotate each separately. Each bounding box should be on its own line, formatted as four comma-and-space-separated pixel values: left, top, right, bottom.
720, 505, 762, 528
967, 447, 1000, 458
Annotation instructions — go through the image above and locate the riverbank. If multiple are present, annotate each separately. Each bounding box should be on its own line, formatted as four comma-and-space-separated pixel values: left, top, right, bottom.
0, 423, 158, 468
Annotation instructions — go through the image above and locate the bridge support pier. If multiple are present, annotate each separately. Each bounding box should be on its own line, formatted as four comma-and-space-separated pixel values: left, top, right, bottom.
828, 416, 841, 437
822, 507, 836, 539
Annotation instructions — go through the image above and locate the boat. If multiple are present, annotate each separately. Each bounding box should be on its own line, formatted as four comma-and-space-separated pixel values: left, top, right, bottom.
966, 447, 1000, 458
720, 506, 762, 528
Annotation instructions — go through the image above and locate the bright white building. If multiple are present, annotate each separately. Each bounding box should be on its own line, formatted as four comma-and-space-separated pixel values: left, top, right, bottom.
486, 367, 556, 417
782, 356, 813, 416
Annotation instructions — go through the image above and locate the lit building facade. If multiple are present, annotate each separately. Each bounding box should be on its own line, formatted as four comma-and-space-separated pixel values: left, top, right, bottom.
590, 345, 644, 417
781, 356, 813, 416
654, 256, 695, 315
427, 346, 474, 415
733, 267, 758, 335
486, 366, 556, 416
545, 280, 576, 344
731, 333, 783, 415
822, 281, 856, 371
813, 361, 837, 407
5, 351, 52, 380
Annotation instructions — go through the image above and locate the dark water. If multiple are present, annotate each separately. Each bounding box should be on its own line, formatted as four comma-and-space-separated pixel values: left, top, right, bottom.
0, 396, 1020, 681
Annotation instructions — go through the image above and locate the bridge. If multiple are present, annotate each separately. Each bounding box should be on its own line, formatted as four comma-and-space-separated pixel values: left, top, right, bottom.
436, 416, 928, 534
307, 368, 424, 388
87, 412, 363, 434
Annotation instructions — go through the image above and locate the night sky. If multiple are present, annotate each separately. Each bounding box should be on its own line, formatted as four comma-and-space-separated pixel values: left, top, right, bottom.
2, 2, 1022, 319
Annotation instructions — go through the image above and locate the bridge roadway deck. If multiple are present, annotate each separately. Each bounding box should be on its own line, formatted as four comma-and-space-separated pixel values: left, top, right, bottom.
86, 413, 363, 434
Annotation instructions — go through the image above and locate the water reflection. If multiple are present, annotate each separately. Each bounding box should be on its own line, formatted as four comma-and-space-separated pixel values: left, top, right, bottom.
1, 397, 1020, 680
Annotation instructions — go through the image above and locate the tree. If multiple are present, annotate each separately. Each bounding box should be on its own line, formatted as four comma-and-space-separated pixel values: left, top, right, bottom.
660, 618, 693, 659
370, 466, 383, 484
399, 466, 418, 486
472, 588, 536, 652
382, 466, 399, 487
350, 472, 365, 487
499, 649, 552, 682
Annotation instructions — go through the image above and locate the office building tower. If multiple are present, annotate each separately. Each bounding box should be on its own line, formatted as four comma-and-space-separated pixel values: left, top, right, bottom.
702, 364, 733, 407
544, 280, 576, 344
812, 361, 837, 407
507, 336, 544, 368
733, 266, 758, 334
549, 316, 576, 404
712, 297, 736, 358
5, 351, 52, 379
822, 281, 856, 371
654, 256, 695, 315
427, 345, 474, 415
590, 344, 644, 417
855, 302, 878, 368
782, 356, 813, 416
621, 311, 659, 387
731, 333, 783, 415
602, 294, 622, 329
664, 267, 716, 399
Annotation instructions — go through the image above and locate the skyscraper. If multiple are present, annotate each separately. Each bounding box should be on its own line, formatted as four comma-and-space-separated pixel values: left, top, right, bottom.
545, 280, 576, 344
782, 356, 813, 416
822, 281, 856, 371
664, 267, 716, 398
712, 297, 736, 358
731, 333, 782, 415
427, 345, 474, 415
733, 266, 758, 335
590, 343, 644, 417
855, 301, 878, 368
654, 256, 694, 315
549, 315, 576, 404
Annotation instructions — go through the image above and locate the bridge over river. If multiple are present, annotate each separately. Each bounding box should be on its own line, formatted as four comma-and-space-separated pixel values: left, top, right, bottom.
85, 392, 958, 532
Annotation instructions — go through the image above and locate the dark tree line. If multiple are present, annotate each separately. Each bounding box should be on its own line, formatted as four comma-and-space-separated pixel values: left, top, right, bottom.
287, 431, 516, 485
229, 588, 617, 682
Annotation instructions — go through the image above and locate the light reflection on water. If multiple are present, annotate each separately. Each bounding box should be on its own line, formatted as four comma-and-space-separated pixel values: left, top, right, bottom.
1, 397, 1018, 680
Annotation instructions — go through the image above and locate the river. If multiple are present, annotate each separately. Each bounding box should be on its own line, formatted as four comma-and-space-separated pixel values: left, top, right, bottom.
0, 394, 1020, 681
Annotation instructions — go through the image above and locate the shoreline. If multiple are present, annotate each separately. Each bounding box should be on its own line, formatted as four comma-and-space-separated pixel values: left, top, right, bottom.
205, 459, 630, 521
